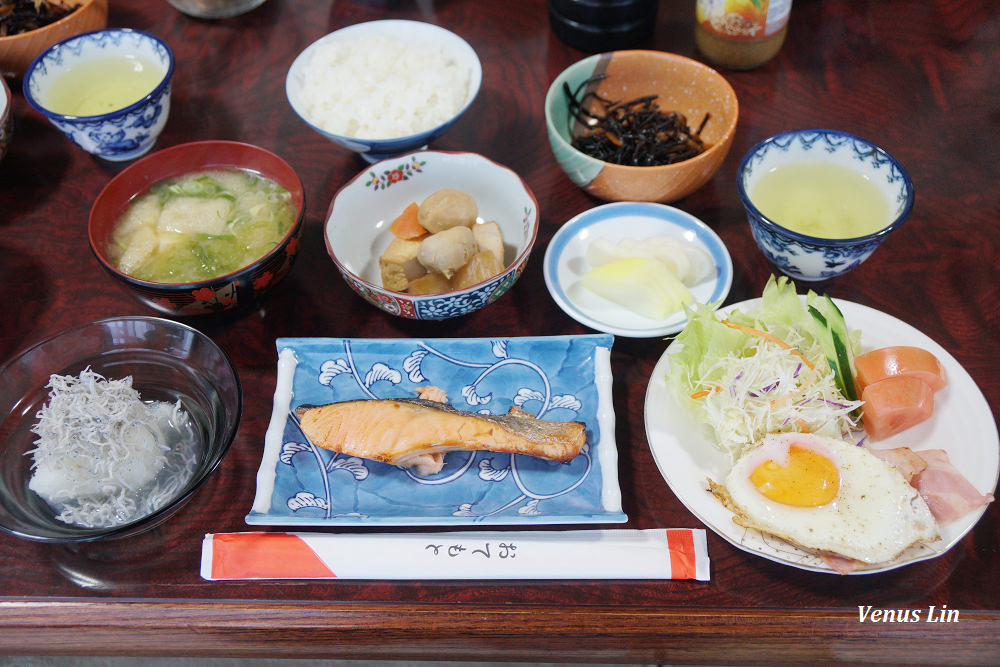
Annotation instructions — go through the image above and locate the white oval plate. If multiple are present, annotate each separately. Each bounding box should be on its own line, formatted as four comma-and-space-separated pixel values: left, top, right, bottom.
543, 202, 733, 338
644, 298, 999, 574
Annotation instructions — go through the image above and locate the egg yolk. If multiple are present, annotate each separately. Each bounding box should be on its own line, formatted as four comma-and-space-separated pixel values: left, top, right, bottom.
749, 445, 840, 506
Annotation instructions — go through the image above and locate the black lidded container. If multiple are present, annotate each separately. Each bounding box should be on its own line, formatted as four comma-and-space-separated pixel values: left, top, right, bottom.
549, 0, 659, 52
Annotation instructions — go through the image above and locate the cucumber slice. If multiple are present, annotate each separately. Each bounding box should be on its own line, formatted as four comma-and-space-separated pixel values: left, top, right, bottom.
807, 295, 858, 402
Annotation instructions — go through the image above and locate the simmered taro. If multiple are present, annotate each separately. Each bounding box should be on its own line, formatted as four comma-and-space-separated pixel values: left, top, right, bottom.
377, 189, 509, 294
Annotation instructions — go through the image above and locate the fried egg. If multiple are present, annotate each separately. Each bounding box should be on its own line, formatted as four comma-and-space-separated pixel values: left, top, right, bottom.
709, 432, 939, 564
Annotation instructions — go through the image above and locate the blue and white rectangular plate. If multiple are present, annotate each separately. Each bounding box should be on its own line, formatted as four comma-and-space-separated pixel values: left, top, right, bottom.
248, 334, 626, 526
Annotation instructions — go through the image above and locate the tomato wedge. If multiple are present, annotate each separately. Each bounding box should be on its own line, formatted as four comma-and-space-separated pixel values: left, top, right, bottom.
855, 346, 947, 394
860, 375, 935, 440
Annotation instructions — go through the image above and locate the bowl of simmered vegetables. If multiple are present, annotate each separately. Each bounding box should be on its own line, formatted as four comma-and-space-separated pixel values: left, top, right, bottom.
325, 150, 538, 320
545, 49, 738, 203
88, 140, 305, 316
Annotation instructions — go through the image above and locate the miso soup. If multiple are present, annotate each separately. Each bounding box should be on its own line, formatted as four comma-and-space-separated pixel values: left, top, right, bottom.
109, 168, 295, 283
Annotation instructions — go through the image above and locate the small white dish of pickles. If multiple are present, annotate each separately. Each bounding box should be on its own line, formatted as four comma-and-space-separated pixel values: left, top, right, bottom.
543, 202, 733, 338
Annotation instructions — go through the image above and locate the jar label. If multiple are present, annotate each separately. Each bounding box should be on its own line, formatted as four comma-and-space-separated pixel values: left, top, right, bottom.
696, 0, 791, 40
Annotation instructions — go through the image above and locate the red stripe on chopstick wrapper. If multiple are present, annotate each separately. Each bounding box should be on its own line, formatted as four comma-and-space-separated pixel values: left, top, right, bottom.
210, 532, 336, 579
665, 528, 705, 580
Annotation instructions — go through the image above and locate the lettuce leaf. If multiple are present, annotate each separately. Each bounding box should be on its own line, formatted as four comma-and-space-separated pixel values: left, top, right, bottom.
666, 275, 863, 458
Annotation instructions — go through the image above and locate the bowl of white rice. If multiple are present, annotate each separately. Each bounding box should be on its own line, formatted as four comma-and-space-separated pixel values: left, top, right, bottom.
286, 20, 482, 163
0, 316, 241, 543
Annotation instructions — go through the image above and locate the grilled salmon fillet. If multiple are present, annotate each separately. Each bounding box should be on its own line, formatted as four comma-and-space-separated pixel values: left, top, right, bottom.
294, 398, 586, 475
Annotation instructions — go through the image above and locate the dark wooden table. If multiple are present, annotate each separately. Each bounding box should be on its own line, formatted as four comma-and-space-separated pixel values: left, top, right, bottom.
1, 0, 998, 664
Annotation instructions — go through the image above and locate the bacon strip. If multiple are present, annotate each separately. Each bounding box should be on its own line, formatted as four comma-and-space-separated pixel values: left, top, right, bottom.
868, 446, 928, 482
909, 449, 994, 525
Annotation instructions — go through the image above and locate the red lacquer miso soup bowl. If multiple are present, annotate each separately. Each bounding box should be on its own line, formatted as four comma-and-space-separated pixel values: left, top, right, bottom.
89, 140, 305, 316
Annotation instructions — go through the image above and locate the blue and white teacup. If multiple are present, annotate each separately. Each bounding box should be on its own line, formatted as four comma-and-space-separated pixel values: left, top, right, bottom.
24, 28, 173, 162
737, 129, 914, 281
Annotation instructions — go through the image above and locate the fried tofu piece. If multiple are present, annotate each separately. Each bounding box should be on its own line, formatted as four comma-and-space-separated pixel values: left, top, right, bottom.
379, 236, 426, 292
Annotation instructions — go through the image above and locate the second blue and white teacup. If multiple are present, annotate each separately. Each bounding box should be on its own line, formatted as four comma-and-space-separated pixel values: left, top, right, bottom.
24, 28, 173, 162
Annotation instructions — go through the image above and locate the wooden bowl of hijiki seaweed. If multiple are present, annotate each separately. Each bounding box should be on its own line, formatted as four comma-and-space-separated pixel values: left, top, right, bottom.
544, 49, 739, 203
0, 0, 108, 78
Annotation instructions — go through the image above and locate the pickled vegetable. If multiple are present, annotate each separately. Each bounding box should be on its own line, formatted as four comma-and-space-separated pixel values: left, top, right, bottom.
581, 256, 691, 320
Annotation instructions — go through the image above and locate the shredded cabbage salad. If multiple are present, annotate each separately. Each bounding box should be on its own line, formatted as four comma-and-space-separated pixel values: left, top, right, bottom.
667, 276, 865, 461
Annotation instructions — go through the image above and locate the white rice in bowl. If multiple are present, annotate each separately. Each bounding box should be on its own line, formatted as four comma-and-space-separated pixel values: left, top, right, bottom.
298, 34, 472, 140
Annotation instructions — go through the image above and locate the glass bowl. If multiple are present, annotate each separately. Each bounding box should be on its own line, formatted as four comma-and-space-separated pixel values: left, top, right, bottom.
166, 0, 267, 19
0, 316, 242, 543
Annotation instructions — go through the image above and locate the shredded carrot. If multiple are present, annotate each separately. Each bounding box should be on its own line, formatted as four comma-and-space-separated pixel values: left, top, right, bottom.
389, 202, 427, 239
721, 319, 816, 371
690, 386, 721, 399
768, 375, 818, 409
797, 419, 811, 433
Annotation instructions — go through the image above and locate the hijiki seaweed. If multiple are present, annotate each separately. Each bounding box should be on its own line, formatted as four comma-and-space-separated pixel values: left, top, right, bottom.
564, 74, 710, 167
0, 0, 77, 37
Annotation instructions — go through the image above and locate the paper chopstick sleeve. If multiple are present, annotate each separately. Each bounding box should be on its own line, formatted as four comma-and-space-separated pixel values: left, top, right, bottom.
200, 529, 710, 581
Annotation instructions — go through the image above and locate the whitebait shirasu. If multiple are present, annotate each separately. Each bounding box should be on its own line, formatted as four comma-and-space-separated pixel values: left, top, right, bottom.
688, 327, 864, 461
27, 368, 200, 529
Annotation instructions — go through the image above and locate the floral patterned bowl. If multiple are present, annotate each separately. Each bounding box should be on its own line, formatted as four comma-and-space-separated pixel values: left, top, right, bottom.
89, 140, 305, 316
324, 150, 539, 320
286, 20, 481, 163
737, 129, 914, 281
23, 28, 172, 162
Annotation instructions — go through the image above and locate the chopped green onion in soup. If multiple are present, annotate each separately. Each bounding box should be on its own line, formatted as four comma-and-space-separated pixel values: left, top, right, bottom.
109, 168, 295, 283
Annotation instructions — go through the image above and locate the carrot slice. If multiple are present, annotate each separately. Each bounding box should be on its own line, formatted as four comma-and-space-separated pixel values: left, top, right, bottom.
389, 202, 427, 239
721, 320, 816, 371
690, 386, 721, 399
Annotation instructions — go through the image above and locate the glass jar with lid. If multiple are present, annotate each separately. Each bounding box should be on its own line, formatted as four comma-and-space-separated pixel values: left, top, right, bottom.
694, 0, 792, 70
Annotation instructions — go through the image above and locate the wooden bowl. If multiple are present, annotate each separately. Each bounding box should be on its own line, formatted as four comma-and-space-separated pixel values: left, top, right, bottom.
545, 50, 739, 203
0, 0, 108, 78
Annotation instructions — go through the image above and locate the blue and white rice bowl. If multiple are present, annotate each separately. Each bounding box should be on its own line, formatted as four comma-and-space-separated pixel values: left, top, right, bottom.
24, 28, 173, 162
737, 129, 914, 281
286, 20, 481, 164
